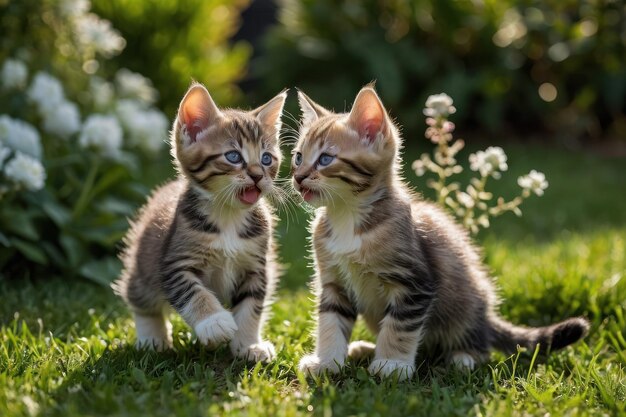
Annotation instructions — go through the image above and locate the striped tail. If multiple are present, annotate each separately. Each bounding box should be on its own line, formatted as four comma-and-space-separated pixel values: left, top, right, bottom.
489, 315, 590, 354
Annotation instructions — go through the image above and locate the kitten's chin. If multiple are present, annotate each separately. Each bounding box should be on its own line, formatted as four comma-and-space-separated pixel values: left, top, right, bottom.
238, 186, 262, 205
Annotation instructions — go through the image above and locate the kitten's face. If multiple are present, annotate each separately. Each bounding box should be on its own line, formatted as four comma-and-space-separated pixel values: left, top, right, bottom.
291, 87, 398, 207
173, 84, 286, 207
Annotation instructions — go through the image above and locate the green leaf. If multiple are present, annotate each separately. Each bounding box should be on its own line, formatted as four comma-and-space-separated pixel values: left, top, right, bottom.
1, 209, 39, 240
79, 257, 122, 286
59, 235, 85, 268
0, 231, 10, 247
11, 238, 48, 265
42, 200, 71, 226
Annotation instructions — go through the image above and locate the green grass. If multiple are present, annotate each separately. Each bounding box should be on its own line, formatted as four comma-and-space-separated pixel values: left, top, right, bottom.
2, 143, 626, 417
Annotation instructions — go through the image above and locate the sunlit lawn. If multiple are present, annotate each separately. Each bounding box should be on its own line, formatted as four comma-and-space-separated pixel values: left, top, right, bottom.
1, 143, 625, 416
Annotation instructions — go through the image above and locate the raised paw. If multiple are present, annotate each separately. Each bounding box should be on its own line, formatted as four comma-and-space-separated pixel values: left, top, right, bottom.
348, 340, 376, 360
450, 351, 476, 370
232, 340, 276, 363
368, 358, 415, 381
298, 354, 344, 376
194, 311, 238, 348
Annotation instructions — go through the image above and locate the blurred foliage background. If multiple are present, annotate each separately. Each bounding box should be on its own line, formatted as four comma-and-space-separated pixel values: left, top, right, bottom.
92, 0, 626, 143
1, 0, 625, 284
92, 0, 252, 117
254, 0, 626, 143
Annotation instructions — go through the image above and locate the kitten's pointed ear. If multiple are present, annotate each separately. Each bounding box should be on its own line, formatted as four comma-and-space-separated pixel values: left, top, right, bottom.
348, 87, 388, 142
298, 90, 330, 126
177, 83, 221, 144
253, 89, 288, 135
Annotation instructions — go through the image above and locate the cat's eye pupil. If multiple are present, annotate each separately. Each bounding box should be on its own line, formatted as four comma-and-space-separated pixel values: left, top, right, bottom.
318, 153, 334, 166
295, 152, 303, 166
225, 151, 242, 164
261, 152, 272, 166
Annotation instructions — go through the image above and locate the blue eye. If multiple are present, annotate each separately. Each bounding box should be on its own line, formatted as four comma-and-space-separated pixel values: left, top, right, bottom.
225, 150, 242, 164
318, 153, 334, 166
261, 152, 272, 166
294, 152, 303, 166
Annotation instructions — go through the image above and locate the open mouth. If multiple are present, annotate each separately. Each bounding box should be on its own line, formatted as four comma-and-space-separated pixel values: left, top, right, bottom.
238, 186, 261, 205
300, 187, 317, 202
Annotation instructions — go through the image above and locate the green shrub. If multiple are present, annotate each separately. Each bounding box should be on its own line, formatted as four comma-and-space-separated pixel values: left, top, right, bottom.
255, 0, 626, 141
0, 0, 171, 284
92, 0, 252, 116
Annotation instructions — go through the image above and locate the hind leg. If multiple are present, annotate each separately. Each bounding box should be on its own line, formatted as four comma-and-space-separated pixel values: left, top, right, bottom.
134, 311, 172, 351
448, 350, 489, 370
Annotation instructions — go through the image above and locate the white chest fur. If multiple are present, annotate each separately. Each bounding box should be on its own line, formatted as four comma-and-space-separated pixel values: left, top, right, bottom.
323, 211, 362, 255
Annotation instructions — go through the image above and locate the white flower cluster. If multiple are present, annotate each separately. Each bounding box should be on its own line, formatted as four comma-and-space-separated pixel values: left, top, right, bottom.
73, 13, 126, 57
0, 116, 46, 191
423, 93, 456, 118
27, 72, 82, 139
469, 146, 508, 179
518, 170, 549, 196
58, 0, 90, 17
4, 152, 46, 191
116, 100, 168, 153
79, 114, 123, 157
115, 69, 158, 105
0, 115, 42, 159
1, 59, 28, 90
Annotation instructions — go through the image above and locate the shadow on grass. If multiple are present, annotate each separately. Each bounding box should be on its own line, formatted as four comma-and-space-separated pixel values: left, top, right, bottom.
48, 342, 263, 415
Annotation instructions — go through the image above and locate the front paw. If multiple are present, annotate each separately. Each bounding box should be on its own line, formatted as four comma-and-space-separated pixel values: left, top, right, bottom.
298, 354, 344, 376
231, 340, 276, 363
194, 311, 238, 348
368, 358, 415, 381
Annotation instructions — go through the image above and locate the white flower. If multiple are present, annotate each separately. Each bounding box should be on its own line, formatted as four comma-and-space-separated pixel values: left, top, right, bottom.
4, 151, 46, 191
116, 100, 168, 153
423, 93, 456, 118
115, 69, 157, 104
518, 170, 548, 196
90, 76, 114, 109
0, 115, 42, 159
74, 13, 125, 57
27, 72, 65, 115
59, 0, 91, 17
1, 59, 28, 90
42, 101, 81, 139
0, 146, 10, 170
469, 146, 508, 178
79, 114, 122, 157
456, 191, 475, 208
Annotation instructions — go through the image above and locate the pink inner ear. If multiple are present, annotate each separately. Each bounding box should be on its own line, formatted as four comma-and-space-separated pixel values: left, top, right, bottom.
358, 108, 384, 142
179, 89, 212, 143
355, 102, 384, 142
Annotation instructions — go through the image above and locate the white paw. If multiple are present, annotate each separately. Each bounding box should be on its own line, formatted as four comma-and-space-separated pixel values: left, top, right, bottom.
348, 340, 376, 360
135, 337, 172, 352
450, 352, 476, 370
298, 354, 344, 376
194, 311, 238, 348
231, 340, 276, 363
368, 359, 415, 380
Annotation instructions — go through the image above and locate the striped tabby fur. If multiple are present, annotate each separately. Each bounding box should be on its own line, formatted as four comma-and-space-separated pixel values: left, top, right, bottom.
113, 84, 286, 362
292, 86, 589, 379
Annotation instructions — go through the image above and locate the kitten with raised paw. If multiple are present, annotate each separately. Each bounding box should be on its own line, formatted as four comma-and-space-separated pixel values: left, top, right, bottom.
113, 83, 286, 363
292, 85, 589, 380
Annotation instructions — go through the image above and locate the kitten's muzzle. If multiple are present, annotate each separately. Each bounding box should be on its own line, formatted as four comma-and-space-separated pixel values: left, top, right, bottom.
249, 174, 263, 184
294, 174, 307, 185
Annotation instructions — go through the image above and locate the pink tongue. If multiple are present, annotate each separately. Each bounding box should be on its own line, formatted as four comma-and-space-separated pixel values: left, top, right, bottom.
241, 187, 261, 204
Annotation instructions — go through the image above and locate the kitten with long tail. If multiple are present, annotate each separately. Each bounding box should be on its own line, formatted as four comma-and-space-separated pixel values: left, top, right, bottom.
292, 85, 589, 379
114, 84, 287, 362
